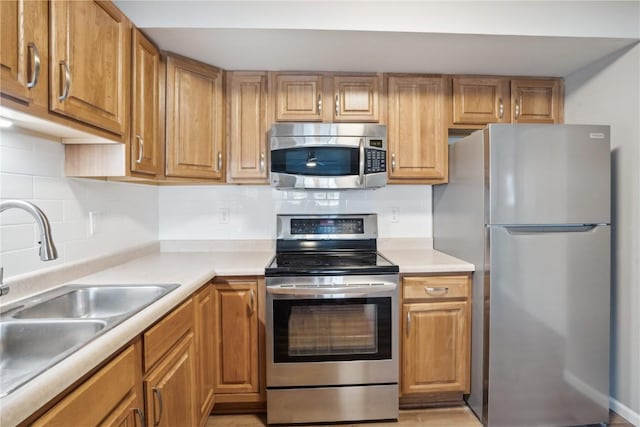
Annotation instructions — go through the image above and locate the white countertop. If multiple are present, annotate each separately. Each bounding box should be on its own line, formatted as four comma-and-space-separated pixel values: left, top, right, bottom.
0, 241, 471, 426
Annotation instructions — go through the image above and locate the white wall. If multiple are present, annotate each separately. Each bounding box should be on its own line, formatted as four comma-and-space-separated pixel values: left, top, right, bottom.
159, 185, 432, 240
564, 43, 640, 422
0, 129, 159, 278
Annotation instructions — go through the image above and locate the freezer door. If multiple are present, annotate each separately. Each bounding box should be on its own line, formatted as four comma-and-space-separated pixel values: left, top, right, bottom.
488, 124, 610, 225
487, 224, 610, 427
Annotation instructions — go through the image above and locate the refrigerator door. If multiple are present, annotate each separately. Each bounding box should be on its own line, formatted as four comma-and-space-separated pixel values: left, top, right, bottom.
487, 224, 610, 427
488, 124, 610, 226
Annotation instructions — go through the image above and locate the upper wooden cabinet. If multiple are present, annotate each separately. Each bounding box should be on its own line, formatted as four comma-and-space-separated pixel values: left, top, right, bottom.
227, 72, 269, 183
49, 0, 131, 136
165, 54, 225, 180
130, 29, 161, 177
274, 73, 324, 121
333, 75, 380, 122
450, 76, 563, 128
273, 73, 381, 123
0, 0, 48, 110
387, 75, 447, 184
511, 78, 563, 124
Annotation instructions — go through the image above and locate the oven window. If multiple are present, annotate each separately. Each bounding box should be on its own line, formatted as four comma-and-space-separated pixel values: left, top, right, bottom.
272, 297, 392, 363
270, 147, 359, 176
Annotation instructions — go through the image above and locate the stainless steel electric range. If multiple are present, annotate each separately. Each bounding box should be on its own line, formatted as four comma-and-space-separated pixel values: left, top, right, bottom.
265, 214, 399, 425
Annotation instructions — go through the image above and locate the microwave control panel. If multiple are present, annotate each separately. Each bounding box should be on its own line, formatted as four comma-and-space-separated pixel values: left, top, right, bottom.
365, 148, 386, 174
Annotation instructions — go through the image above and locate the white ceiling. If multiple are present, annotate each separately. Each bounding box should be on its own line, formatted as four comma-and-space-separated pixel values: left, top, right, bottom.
115, 1, 640, 77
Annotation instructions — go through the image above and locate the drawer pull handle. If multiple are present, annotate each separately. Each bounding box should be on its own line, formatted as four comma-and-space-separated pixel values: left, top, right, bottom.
152, 387, 164, 426
425, 286, 449, 295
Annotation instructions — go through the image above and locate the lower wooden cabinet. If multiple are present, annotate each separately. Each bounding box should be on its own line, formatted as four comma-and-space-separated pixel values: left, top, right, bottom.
400, 274, 472, 403
212, 277, 265, 405
144, 333, 197, 427
32, 341, 144, 427
195, 285, 216, 425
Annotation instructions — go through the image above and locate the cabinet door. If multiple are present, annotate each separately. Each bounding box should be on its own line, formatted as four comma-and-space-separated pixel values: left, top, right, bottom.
165, 55, 224, 179
387, 76, 447, 183
195, 285, 215, 426
452, 77, 509, 125
333, 75, 380, 122
131, 29, 161, 176
0, 0, 48, 108
49, 0, 130, 136
99, 390, 145, 427
511, 78, 563, 124
144, 333, 197, 427
213, 281, 259, 394
274, 73, 324, 121
402, 301, 469, 394
228, 72, 269, 183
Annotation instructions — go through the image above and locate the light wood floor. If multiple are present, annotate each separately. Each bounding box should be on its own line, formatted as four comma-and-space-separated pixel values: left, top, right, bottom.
207, 408, 633, 427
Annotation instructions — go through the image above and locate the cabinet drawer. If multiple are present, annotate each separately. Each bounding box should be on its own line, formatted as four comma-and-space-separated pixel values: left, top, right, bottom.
33, 343, 140, 426
144, 298, 194, 371
403, 276, 470, 301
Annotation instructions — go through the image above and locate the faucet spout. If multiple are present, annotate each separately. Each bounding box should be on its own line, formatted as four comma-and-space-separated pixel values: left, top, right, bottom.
0, 200, 58, 261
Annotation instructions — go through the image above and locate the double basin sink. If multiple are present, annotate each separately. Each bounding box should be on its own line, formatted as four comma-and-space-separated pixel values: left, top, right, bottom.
0, 283, 179, 397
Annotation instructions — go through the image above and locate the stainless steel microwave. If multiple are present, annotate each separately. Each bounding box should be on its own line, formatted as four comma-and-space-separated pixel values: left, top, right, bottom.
269, 123, 387, 190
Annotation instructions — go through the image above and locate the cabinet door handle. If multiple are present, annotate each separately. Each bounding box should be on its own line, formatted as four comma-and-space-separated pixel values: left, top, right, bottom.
391, 153, 396, 172
425, 286, 449, 295
136, 135, 144, 164
152, 387, 164, 427
59, 60, 71, 101
335, 94, 340, 116
317, 93, 322, 114
406, 311, 411, 336
217, 151, 222, 171
514, 98, 521, 119
134, 408, 146, 427
249, 289, 255, 314
27, 42, 41, 89
498, 98, 504, 119
260, 152, 265, 172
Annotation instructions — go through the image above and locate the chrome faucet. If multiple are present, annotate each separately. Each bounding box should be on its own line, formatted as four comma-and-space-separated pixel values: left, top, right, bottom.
0, 200, 59, 296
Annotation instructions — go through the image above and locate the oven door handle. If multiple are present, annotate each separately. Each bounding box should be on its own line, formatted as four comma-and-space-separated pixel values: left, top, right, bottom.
266, 284, 396, 296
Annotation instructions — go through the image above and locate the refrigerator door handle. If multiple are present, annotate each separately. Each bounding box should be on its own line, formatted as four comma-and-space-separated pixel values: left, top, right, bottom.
501, 225, 599, 234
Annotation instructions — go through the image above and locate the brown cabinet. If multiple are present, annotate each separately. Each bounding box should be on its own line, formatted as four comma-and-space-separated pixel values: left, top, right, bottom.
131, 28, 162, 176
451, 76, 563, 128
49, 0, 131, 136
227, 72, 269, 183
401, 275, 471, 401
33, 342, 144, 427
143, 298, 197, 427
212, 278, 264, 403
195, 285, 216, 426
165, 54, 224, 180
273, 73, 381, 123
0, 0, 48, 110
332, 75, 380, 122
387, 75, 448, 184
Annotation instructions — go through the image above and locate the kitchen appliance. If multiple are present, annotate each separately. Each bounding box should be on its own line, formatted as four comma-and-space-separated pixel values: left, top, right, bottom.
265, 214, 399, 425
269, 123, 387, 189
433, 124, 611, 427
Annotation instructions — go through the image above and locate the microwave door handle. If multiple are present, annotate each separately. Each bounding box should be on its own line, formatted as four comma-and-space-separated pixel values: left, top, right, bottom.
358, 138, 365, 186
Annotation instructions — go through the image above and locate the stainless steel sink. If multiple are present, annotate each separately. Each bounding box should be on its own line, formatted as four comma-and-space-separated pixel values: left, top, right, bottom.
13, 285, 176, 320
0, 319, 107, 397
0, 283, 179, 397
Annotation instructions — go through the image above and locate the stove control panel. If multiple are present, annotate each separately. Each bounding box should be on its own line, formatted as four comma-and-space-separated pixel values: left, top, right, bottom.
291, 218, 364, 235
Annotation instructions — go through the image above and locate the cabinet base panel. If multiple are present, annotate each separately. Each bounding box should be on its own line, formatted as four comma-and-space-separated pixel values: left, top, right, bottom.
400, 392, 465, 409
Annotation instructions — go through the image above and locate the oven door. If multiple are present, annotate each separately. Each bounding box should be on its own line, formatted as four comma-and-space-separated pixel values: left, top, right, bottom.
266, 280, 398, 388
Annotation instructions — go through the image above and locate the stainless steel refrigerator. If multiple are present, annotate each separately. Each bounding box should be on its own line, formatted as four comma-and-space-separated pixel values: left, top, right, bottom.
434, 124, 610, 427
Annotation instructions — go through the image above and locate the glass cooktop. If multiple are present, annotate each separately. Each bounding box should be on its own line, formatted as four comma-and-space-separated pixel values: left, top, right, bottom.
265, 251, 399, 277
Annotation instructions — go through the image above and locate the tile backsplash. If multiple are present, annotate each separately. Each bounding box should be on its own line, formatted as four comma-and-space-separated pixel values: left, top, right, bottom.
159, 184, 432, 240
0, 129, 158, 278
